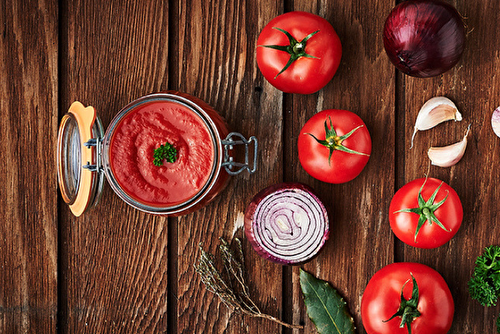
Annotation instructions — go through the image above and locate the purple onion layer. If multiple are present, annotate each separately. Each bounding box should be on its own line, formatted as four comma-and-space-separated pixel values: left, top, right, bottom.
244, 183, 330, 265
383, 0, 465, 78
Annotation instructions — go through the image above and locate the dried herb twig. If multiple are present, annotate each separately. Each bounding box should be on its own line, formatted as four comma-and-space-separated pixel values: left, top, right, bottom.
195, 238, 303, 329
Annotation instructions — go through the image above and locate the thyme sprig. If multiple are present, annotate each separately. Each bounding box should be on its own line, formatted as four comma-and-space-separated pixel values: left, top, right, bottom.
195, 238, 302, 329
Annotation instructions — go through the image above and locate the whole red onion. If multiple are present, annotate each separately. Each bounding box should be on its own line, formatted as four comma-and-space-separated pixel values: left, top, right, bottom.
383, 0, 466, 78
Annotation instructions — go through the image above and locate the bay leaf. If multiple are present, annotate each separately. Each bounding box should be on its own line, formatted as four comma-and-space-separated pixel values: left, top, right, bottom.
299, 269, 355, 334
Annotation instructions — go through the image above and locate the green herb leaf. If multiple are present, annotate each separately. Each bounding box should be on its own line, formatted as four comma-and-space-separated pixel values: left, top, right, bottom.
153, 142, 177, 166
469, 245, 500, 307
300, 269, 355, 334
469, 246, 500, 333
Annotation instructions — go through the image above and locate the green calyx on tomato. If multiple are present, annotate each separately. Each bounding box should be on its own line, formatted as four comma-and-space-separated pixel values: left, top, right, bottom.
306, 116, 369, 165
259, 28, 319, 79
394, 179, 451, 243
384, 274, 421, 334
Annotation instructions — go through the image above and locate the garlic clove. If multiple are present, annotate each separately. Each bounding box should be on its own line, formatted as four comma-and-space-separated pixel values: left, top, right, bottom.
411, 96, 462, 148
491, 106, 500, 138
427, 125, 470, 167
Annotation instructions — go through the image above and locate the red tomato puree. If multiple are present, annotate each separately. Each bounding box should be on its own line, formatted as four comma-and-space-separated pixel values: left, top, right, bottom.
109, 101, 215, 207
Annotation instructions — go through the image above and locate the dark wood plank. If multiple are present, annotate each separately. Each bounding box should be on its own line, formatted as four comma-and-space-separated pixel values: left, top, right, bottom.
58, 1, 171, 332
0, 1, 58, 333
9, 0, 498, 333
400, 1, 500, 332
283, 2, 396, 333
172, 1, 285, 333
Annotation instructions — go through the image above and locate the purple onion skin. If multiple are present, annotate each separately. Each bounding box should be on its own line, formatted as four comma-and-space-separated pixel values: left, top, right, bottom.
383, 0, 466, 78
244, 183, 330, 265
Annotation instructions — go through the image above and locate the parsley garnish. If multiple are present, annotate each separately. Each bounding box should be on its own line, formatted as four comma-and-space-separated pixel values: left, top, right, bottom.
469, 245, 500, 333
153, 142, 177, 166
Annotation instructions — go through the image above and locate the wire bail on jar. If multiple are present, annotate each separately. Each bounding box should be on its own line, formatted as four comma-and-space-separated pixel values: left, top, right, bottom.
222, 132, 258, 175
83, 138, 103, 173
58, 93, 260, 216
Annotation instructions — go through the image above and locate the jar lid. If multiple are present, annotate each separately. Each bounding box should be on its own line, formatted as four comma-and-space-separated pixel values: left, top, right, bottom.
57, 101, 104, 216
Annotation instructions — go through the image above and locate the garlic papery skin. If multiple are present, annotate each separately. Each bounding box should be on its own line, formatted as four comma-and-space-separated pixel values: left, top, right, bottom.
427, 125, 470, 167
411, 96, 462, 148
491, 106, 500, 138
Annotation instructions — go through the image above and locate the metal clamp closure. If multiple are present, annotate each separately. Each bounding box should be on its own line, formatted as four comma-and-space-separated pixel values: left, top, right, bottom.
222, 132, 258, 175
83, 138, 102, 172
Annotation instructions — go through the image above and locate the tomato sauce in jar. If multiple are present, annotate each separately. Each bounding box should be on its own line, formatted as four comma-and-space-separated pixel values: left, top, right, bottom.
57, 91, 257, 216
109, 100, 215, 207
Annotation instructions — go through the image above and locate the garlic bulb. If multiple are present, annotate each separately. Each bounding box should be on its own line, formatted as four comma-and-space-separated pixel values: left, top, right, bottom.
411, 97, 462, 148
427, 125, 470, 167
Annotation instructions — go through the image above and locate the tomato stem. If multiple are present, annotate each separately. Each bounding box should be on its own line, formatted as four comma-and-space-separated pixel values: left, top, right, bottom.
383, 274, 421, 334
305, 116, 369, 166
293, 42, 304, 53
258, 28, 320, 79
394, 179, 450, 243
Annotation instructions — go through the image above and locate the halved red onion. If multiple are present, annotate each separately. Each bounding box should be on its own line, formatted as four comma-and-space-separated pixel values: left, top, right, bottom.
244, 183, 329, 265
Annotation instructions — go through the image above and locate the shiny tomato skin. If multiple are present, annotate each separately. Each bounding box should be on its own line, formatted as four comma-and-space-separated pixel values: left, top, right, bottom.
389, 178, 463, 249
298, 109, 371, 184
256, 11, 342, 94
361, 262, 454, 334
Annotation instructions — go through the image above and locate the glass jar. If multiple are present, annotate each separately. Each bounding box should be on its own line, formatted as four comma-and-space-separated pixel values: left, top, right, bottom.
57, 91, 257, 216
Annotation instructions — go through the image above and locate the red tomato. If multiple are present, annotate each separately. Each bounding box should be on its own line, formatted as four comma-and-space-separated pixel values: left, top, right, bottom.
361, 262, 454, 334
298, 109, 371, 184
389, 178, 463, 249
256, 11, 342, 94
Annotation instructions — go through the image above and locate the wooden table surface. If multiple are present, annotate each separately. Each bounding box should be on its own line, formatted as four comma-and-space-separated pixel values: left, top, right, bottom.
2, 0, 500, 333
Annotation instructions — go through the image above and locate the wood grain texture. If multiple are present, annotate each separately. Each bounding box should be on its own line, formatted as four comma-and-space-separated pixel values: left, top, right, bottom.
58, 1, 170, 332
282, 1, 396, 333
3, 0, 500, 333
400, 1, 500, 332
172, 1, 285, 333
0, 0, 58, 333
